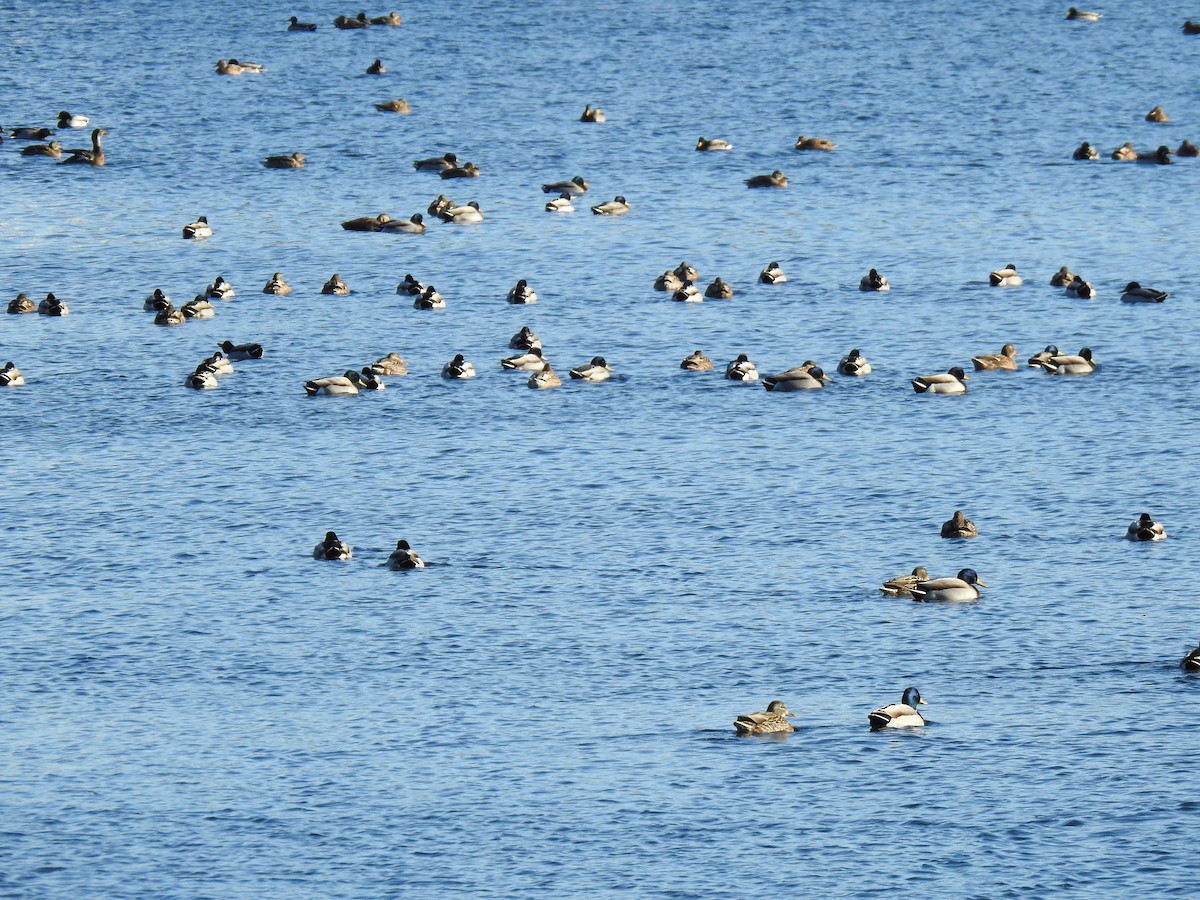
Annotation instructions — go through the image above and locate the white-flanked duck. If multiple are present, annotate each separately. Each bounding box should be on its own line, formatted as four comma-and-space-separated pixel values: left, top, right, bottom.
580, 105, 605, 123
759, 262, 787, 284
1042, 347, 1096, 375
696, 136, 733, 151
868, 688, 927, 730
545, 193, 574, 213
528, 362, 561, 389
1064, 276, 1094, 299
569, 356, 613, 382
39, 293, 69, 316
911, 569, 986, 602
507, 279, 537, 304
591, 196, 630, 216
207, 276, 235, 299
763, 364, 830, 391
859, 269, 890, 291
725, 354, 759, 381
502, 347, 547, 371
387, 540, 425, 570
912, 367, 969, 394
181, 295, 216, 319
989, 264, 1022, 286
380, 213, 425, 234
57, 111, 90, 129
510, 326, 542, 351
182, 216, 212, 239
0, 362, 25, 387
1126, 513, 1166, 542
313, 531, 352, 560
442, 354, 476, 379
412, 286, 445, 309
837, 348, 872, 376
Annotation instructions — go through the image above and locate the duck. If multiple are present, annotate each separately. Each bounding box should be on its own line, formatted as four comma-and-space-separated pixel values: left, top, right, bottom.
444, 201, 483, 224
1120, 281, 1168, 303
57, 111, 90, 129
185, 369, 219, 390
911, 569, 987, 602
759, 262, 787, 284
1177, 140, 1199, 157
374, 98, 412, 113
182, 216, 212, 239
704, 277, 734, 299
263, 152, 305, 168
880, 567, 930, 598
440, 162, 481, 179
304, 374, 359, 396
352, 368, 384, 391
11, 127, 53, 141
868, 688, 928, 730
680, 350, 714, 371
1111, 141, 1136, 161
1072, 141, 1099, 160
745, 170, 788, 188
672, 282, 702, 303
442, 354, 477, 379
1182, 643, 1200, 672
288, 15, 318, 30
214, 59, 243, 75
509, 326, 542, 351
1185, 20, 1200, 34
591, 196, 630, 216
412, 286, 445, 309
341, 213, 391, 232
763, 364, 830, 391
1136, 145, 1173, 165
570, 357, 613, 382
859, 268, 890, 291
262, 272, 292, 295
321, 273, 351, 295
971, 344, 1018, 371
227, 58, 264, 73
1065, 7, 1102, 21
1027, 344, 1060, 367
427, 194, 455, 218
795, 135, 836, 151
674, 262, 700, 283
507, 279, 537, 304
414, 152, 458, 172
733, 700, 795, 736
379, 213, 425, 234
387, 540, 425, 570
1042, 347, 1096, 375
1050, 265, 1077, 286
38, 293, 69, 316
0, 362, 25, 387
396, 274, 426, 295
207, 276, 235, 299
941, 510, 978, 539
725, 354, 759, 382
580, 104, 606, 123
1126, 512, 1166, 542
313, 531, 352, 560
545, 193, 575, 213
154, 304, 185, 325
333, 12, 370, 29
837, 348, 872, 376
369, 352, 407, 375
696, 136, 733, 151
8, 293, 36, 314
989, 264, 1022, 286
912, 367, 969, 394
194, 351, 234, 376
1064, 276, 1095, 299
365, 59, 386, 74
1146, 105, 1168, 123
528, 362, 562, 389
20, 140, 62, 158
218, 340, 264, 360
501, 347, 546, 371
181, 295, 216, 319
654, 270, 683, 292
371, 11, 402, 26
542, 176, 589, 195
61, 128, 107, 166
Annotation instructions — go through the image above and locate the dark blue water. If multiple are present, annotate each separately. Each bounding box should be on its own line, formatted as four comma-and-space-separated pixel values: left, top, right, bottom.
3, 1, 1199, 896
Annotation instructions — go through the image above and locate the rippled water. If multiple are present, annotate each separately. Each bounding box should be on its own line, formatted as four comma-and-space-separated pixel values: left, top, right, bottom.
3, 0, 1200, 896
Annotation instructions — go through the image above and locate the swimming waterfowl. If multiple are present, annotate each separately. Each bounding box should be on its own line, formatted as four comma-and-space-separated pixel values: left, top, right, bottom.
57, 111, 90, 129
1177, 140, 1199, 157
733, 700, 795, 736
181, 296, 216, 319
442, 354, 477, 379
837, 348, 872, 376
366, 59, 386, 74
580, 105, 606, 123
1185, 20, 1200, 34
225, 58, 264, 73
1146, 106, 1168, 123
759, 262, 787, 284
1065, 7, 1102, 21
868, 688, 927, 730
185, 369, 219, 390
333, 12, 370, 28
1111, 142, 1136, 160
545, 193, 575, 212
353, 368, 384, 390
195, 351, 234, 376
427, 194, 454, 218
0, 362, 25, 387
795, 135, 836, 151
218, 340, 264, 360
941, 510, 978, 539
20, 140, 62, 158
441, 162, 480, 179
912, 367, 969, 394
725, 354, 759, 381
528, 362, 562, 389
1064, 276, 1094, 299
263, 272, 292, 295
989, 264, 1022, 286
911, 569, 986, 602
1182, 643, 1200, 672
412, 286, 445, 309
1136, 145, 1173, 164
379, 213, 425, 234
880, 567, 930, 597
374, 98, 412, 113
371, 11, 402, 26
1126, 513, 1166, 542
369, 352, 407, 375
570, 357, 613, 382
507, 279, 538, 304
696, 137, 733, 151
745, 170, 788, 188
321, 274, 351, 295
672, 282, 702, 303
542, 176, 589, 195
1042, 347, 1096, 375
314, 531, 352, 560
1027, 344, 1060, 367
38, 293, 68, 316
154, 304, 185, 325
387, 539, 425, 570
7, 293, 36, 314
396, 274, 425, 295
591, 196, 630, 215
510, 326, 542, 351
501, 347, 546, 370
305, 374, 358, 396
704, 277, 734, 299
288, 15, 318, 30
763, 365, 830, 391
341, 213, 391, 231
1072, 142, 1099, 160
214, 58, 243, 75
11, 127, 53, 141
1120, 282, 1168, 303
859, 269, 890, 291
674, 262, 700, 283
654, 271, 683, 292
1050, 266, 1077, 286
182, 216, 212, 239
61, 128, 106, 166
264, 152, 305, 168
680, 350, 714, 371
444, 201, 483, 224
971, 344, 1018, 371
207, 276, 235, 299
414, 152, 458, 172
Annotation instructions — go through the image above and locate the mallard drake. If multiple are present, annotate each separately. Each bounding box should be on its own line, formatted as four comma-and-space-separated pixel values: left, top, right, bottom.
542, 176, 589, 195
181, 295, 216, 319
369, 352, 407, 375
38, 293, 69, 316
704, 277, 734, 299
591, 195, 630, 215
1064, 276, 1094, 299
880, 567, 930, 597
507, 279, 538, 304
759, 262, 787, 284
60, 128, 106, 166
1072, 142, 1099, 160
733, 700, 795, 736
11, 127, 53, 140
314, 531, 352, 560
1065, 7, 1102, 21
333, 12, 370, 28
795, 135, 836, 151
528, 362, 562, 389
444, 201, 483, 224
182, 216, 212, 239
680, 350, 714, 371
1177, 140, 1199, 157
185, 369, 219, 390
501, 347, 546, 370
207, 276, 235, 299
321, 274, 351, 295
1181, 643, 1200, 672
264, 152, 305, 168
941, 510, 978, 539
672, 282, 702, 303
971, 344, 1018, 371
20, 140, 62, 158
374, 98, 412, 113
570, 357, 613, 382
140, 290, 168, 311
305, 374, 358, 396
510, 326, 542, 351
57, 111, 90, 129
763, 365, 830, 391
387, 539, 425, 570
441, 162, 480, 179
222, 58, 264, 74
396, 274, 425, 295
341, 213, 391, 232
154, 304, 185, 325
580, 104, 606, 123
1120, 281, 1168, 303
1042, 347, 1096, 375
868, 688, 927, 730
263, 272, 292, 295
0, 362, 25, 387
8, 293, 36, 314
366, 58, 386, 74
837, 349, 872, 376
745, 170, 788, 188
696, 136, 733, 151
1126, 512, 1166, 542
725, 353, 759, 381
353, 368, 384, 390
218, 340, 264, 360
654, 271, 683, 292
1185, 20, 1200, 34
442, 354, 476, 379
379, 213, 425, 234
545, 193, 575, 213
1136, 145, 1173, 164
427, 194, 454, 218
911, 569, 987, 602
859, 269, 890, 291
1146, 105, 1168, 123
288, 15, 318, 30
371, 11, 402, 25
413, 286, 445, 309
989, 264, 1022, 286
1050, 266, 1077, 286
1111, 141, 1136, 161
414, 152, 458, 172
912, 367, 969, 394
194, 351, 234, 376
1027, 344, 1060, 367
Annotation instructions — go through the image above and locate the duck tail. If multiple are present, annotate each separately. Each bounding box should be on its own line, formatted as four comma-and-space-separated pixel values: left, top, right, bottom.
868, 711, 891, 730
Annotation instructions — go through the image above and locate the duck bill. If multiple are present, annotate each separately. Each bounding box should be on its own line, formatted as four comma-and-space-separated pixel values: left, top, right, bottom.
975, 579, 988, 588
918, 699, 928, 705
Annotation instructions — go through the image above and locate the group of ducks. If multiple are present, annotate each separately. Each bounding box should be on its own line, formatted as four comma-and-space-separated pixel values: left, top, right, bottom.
7, 292, 69, 316
7, 115, 107, 166
184, 342, 264, 390
313, 531, 425, 569
734, 688, 929, 735
140, 278, 234, 326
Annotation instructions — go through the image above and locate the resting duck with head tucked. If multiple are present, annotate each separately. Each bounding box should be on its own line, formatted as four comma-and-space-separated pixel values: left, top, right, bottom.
654, 270, 683, 292
696, 136, 733, 151
1072, 142, 1098, 160
333, 12, 370, 29
501, 347, 546, 371
387, 540, 425, 570
314, 531, 352, 560
341, 213, 391, 232
1111, 142, 1136, 161
591, 196, 630, 216
911, 569, 986, 602
0, 362, 25, 387
672, 282, 702, 303
443, 201, 483, 224
941, 510, 978, 539
1065, 7, 1102, 21
570, 357, 613, 382
374, 98, 412, 113
263, 272, 292, 295
510, 326, 542, 351
725, 353, 759, 382
545, 193, 574, 212
868, 688, 927, 730
1064, 276, 1094, 299
989, 264, 1022, 286
412, 285, 445, 309
580, 104, 606, 123
20, 140, 62, 157
371, 11, 402, 26
880, 567, 930, 597
763, 362, 829, 391
507, 279, 537, 304
442, 354, 476, 379
1042, 347, 1096, 375
181, 295, 216, 319
194, 351, 233, 376
304, 373, 363, 396
542, 176, 588, 195
8, 293, 36, 314
207, 276, 235, 299
734, 700, 795, 736
1177, 140, 1199, 157
321, 274, 351, 295
971, 344, 1018, 371
1027, 344, 1060, 367
39, 293, 69, 316
182, 216, 212, 239
1127, 512, 1166, 542
1050, 266, 1077, 286
441, 162, 480, 179
680, 350, 713, 371
427, 195, 454, 218
704, 277, 734, 299
795, 135, 836, 151
745, 170, 788, 188
396, 274, 425, 295
369, 352, 407, 375
1146, 106, 1168, 123
859, 268, 890, 291
674, 262, 699, 283
154, 304, 185, 325
1182, 643, 1200, 673
837, 348, 871, 376
264, 152, 304, 168
379, 213, 425, 234
528, 362, 562, 389
759, 262, 787, 284
912, 367, 969, 394
366, 58, 386, 74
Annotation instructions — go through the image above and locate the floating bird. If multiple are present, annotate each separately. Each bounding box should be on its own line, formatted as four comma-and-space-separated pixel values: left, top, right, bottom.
1072, 142, 1098, 160
859, 268, 890, 291
795, 135, 836, 151
341, 213, 391, 231
734, 700, 796, 736
441, 162, 480, 179
443, 201, 483, 223
654, 271, 683, 292
745, 170, 788, 188
333, 12, 370, 28
387, 540, 425, 570
7, 293, 36, 314
696, 136, 733, 151
262, 272, 292, 295
370, 11, 402, 26
11, 127, 53, 140
61, 128, 107, 166
57, 111, 90, 129
442, 354, 477, 379
680, 350, 714, 371
1126, 513, 1166, 542
207, 276, 235, 299
880, 567, 930, 598
989, 264, 1022, 286
672, 282, 702, 303
185, 369, 219, 390
1065, 7, 1102, 21
218, 340, 264, 360
1111, 142, 1136, 161
412, 286, 445, 309
154, 304, 185, 325
911, 569, 986, 602
837, 349, 872, 376
0, 362, 25, 387
1050, 266, 1077, 286
374, 98, 412, 113
264, 152, 304, 168
305, 374, 358, 396
182, 216, 212, 239
20, 140, 62, 158
396, 274, 425, 295
1136, 145, 1172, 164
704, 277, 734, 299
591, 195, 630, 215
1177, 140, 1199, 157
379, 213, 425, 234
912, 367, 969, 394
1120, 281, 1168, 303
313, 531, 352, 560
501, 347, 546, 371
528, 362, 562, 389
509, 326, 542, 351
868, 688, 928, 730
570, 357, 613, 382
1042, 347, 1096, 375
181, 296, 215, 319
1146, 106, 1168, 123
288, 15, 318, 31
366, 59, 386, 74
369, 352, 407, 375
674, 262, 700, 282
763, 364, 830, 391
414, 152, 458, 172
1064, 276, 1094, 299
38, 293, 69, 316
507, 279, 538, 304
725, 354, 759, 381
759, 262, 787, 284
542, 176, 589, 195
146, 292, 174, 314
941, 510, 978, 539
545, 193, 574, 212
353, 368, 384, 390
321, 273, 350, 295
1027, 344, 1060, 367
1181, 643, 1200, 672
580, 105, 606, 123
1185, 20, 1200, 34
194, 351, 233, 376
972, 344, 1018, 371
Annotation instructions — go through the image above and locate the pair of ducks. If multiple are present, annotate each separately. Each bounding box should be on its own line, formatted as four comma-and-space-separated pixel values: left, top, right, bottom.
184, 350, 238, 390
734, 688, 926, 735
8, 292, 66, 315
313, 533, 423, 567
427, 195, 484, 223
305, 352, 410, 393
1106, 142, 1174, 164
881, 568, 988, 602
696, 134, 830, 152
341, 212, 427, 233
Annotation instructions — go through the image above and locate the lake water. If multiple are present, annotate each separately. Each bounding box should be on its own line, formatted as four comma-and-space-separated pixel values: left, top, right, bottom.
3, 0, 1199, 896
